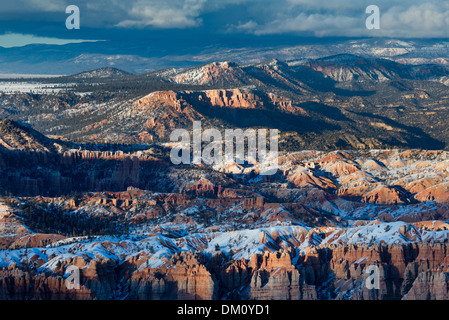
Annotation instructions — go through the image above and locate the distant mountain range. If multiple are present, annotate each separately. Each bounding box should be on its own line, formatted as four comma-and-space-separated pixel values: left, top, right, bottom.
1, 38, 449, 75
2, 55, 449, 151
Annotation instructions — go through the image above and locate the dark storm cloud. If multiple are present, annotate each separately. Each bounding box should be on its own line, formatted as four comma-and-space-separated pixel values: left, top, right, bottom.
0, 0, 448, 38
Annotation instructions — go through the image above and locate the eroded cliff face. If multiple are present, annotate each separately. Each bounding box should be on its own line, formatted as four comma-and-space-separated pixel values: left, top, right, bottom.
0, 149, 168, 196
243, 243, 449, 301
129, 252, 217, 300
0, 252, 217, 300
312, 243, 449, 300
2, 243, 447, 300
0, 258, 117, 300
129, 88, 308, 141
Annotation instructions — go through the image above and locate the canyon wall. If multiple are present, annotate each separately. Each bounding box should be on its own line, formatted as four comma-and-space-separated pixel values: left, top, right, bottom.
1, 243, 448, 300
0, 149, 167, 196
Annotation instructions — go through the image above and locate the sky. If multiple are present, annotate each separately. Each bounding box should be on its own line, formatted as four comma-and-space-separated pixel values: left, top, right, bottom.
0, 0, 448, 49
0, 0, 449, 75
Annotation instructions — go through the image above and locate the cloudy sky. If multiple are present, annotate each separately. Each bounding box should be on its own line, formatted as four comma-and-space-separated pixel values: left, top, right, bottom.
0, 0, 448, 48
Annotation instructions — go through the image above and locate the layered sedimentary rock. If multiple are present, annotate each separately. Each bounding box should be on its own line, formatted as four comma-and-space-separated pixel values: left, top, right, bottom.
131, 88, 307, 141
1, 241, 449, 300
0, 257, 118, 300
129, 252, 217, 300
0, 148, 167, 196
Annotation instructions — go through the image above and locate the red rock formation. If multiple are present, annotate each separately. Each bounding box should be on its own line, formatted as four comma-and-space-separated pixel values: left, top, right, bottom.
0, 149, 167, 196
288, 167, 336, 190
414, 182, 449, 203
185, 178, 223, 197
0, 257, 118, 300
1, 243, 449, 300
129, 252, 217, 300
248, 251, 303, 300
324, 160, 360, 177
361, 185, 409, 205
